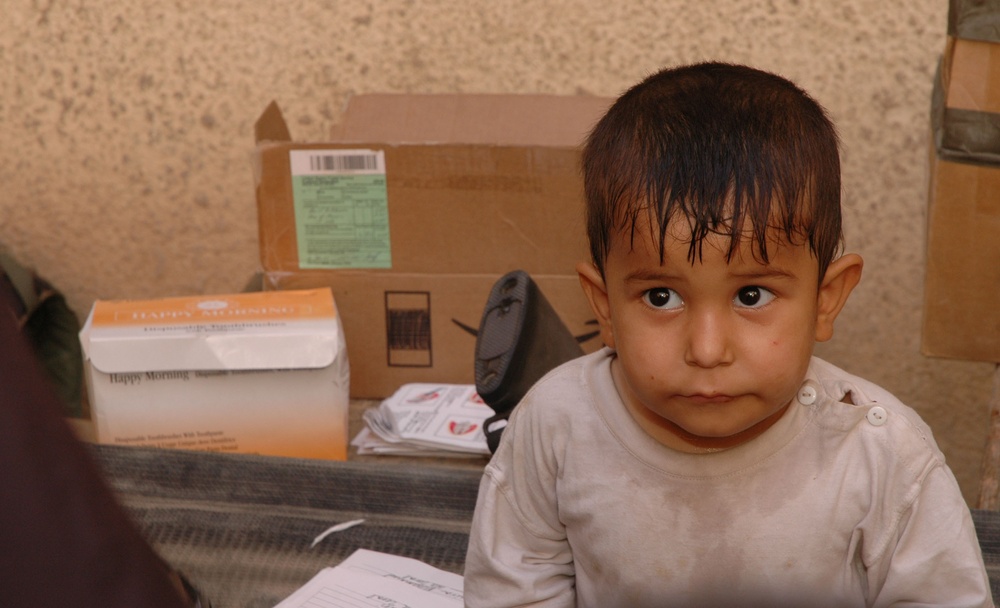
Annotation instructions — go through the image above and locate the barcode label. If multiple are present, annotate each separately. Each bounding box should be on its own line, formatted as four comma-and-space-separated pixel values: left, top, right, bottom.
290, 149, 385, 175
309, 153, 378, 172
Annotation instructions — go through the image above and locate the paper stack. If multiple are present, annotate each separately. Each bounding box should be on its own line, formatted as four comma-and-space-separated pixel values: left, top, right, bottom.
274, 548, 463, 608
352, 383, 492, 457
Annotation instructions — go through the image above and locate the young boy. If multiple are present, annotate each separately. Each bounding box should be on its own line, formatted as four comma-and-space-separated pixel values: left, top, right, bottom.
463, 63, 992, 606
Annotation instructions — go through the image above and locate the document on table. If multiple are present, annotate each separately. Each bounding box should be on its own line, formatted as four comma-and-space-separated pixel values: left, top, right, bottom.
273, 548, 463, 608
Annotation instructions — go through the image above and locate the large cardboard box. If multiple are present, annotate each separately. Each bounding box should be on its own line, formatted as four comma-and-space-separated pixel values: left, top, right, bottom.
924, 155, 1000, 362
923, 2, 1000, 362
79, 288, 350, 460
254, 94, 612, 397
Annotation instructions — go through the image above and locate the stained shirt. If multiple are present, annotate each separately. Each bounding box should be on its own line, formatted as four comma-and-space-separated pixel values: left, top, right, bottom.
464, 349, 992, 607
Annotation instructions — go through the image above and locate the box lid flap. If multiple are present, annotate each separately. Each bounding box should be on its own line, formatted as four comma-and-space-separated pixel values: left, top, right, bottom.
329, 93, 613, 147
80, 289, 342, 373
255, 100, 293, 145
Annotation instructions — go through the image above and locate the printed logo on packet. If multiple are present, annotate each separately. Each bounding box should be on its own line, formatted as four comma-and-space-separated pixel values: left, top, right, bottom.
448, 420, 479, 436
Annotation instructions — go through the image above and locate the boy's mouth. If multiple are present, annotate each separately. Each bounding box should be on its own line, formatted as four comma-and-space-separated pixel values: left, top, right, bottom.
683, 393, 735, 405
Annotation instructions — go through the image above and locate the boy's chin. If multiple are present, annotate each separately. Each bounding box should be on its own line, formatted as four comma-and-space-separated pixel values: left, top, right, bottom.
664, 406, 793, 451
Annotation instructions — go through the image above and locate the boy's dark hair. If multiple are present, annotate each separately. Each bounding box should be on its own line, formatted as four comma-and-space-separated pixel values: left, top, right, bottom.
582, 62, 842, 280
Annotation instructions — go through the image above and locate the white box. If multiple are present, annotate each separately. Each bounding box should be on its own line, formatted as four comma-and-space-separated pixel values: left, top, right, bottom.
79, 288, 350, 460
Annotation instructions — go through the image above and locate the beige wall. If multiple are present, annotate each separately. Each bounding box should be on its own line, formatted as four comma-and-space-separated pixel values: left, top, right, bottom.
2, 0, 995, 504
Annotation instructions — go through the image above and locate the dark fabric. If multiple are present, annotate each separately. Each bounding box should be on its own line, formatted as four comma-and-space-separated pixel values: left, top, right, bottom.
93, 443, 482, 608
0, 288, 187, 608
0, 251, 83, 416
973, 509, 1000, 599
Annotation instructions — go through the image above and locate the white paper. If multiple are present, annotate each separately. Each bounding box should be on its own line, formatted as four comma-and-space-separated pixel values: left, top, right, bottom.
356, 383, 492, 456
273, 549, 463, 608
351, 427, 482, 458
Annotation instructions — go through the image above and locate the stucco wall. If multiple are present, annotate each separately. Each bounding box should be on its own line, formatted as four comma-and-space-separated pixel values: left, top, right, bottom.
2, 0, 995, 504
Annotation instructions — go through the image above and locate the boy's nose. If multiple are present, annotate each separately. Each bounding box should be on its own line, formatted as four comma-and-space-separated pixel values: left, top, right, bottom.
683, 308, 733, 368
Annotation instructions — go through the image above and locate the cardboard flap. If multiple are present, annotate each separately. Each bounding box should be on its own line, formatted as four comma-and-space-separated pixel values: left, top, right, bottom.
329, 93, 613, 147
946, 38, 1000, 114
83, 324, 339, 373
80, 289, 342, 372
255, 101, 293, 145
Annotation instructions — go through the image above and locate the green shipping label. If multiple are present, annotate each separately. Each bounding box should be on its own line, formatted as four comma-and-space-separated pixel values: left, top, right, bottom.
289, 149, 391, 269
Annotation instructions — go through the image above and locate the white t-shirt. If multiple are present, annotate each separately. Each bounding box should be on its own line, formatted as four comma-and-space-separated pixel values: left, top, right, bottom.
464, 349, 992, 607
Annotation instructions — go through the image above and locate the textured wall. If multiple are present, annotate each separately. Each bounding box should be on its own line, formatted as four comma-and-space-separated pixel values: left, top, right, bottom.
2, 0, 995, 504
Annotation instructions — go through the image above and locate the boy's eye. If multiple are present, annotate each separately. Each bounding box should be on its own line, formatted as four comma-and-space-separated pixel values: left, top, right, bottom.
643, 288, 683, 310
734, 286, 775, 308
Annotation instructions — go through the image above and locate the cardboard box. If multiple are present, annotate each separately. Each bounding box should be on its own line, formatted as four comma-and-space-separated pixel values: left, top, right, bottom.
923, 4, 1000, 363
924, 154, 1000, 362
79, 288, 350, 460
253, 94, 612, 397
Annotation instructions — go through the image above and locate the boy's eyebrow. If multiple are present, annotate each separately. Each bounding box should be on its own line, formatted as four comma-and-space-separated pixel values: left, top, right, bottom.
622, 269, 684, 283
726, 267, 798, 280
622, 267, 799, 282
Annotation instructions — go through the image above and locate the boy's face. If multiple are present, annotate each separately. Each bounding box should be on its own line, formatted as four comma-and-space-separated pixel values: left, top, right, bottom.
578, 215, 860, 453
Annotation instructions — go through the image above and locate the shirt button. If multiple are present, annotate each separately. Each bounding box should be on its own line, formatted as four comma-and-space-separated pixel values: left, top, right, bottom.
797, 383, 818, 406
866, 406, 888, 426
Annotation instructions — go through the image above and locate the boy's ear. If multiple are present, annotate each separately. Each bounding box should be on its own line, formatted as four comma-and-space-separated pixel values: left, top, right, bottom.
576, 261, 616, 350
815, 253, 863, 342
